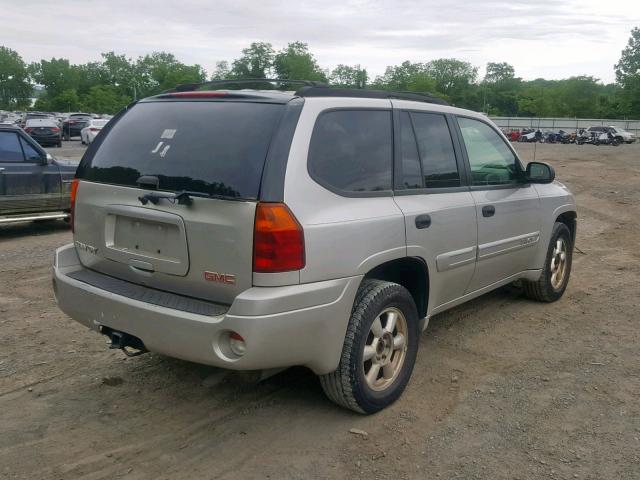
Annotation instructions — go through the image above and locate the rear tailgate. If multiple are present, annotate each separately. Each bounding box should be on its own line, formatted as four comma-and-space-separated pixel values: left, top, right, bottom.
73, 99, 286, 305
73, 183, 256, 304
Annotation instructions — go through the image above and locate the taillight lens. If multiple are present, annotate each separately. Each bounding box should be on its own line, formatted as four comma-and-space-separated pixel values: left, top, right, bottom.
89, 127, 100, 132
253, 203, 305, 273
51, 127, 60, 133
24, 127, 33, 133
70, 179, 80, 233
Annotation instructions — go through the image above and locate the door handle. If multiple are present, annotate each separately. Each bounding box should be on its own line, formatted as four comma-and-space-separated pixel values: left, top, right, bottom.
415, 214, 431, 229
482, 205, 496, 217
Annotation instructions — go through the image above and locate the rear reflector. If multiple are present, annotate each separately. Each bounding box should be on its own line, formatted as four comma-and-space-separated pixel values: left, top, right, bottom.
253, 203, 305, 273
70, 179, 80, 233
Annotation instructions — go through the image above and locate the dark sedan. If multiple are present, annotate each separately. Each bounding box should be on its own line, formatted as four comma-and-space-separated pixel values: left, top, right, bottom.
24, 119, 62, 147
62, 113, 92, 140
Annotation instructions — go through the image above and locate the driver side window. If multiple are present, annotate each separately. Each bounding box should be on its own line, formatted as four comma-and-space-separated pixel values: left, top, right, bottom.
457, 117, 520, 186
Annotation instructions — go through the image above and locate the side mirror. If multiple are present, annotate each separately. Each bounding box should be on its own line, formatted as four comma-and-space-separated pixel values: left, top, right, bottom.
526, 161, 555, 184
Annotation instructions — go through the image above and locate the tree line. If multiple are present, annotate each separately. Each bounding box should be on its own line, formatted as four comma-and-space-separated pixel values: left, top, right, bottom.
1, 27, 638, 118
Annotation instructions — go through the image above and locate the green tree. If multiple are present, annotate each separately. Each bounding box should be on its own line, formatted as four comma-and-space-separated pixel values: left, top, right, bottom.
329, 64, 367, 88
555, 76, 604, 117
211, 60, 231, 80
101, 52, 136, 97
81, 85, 131, 114
483, 62, 521, 115
230, 42, 274, 79
372, 61, 438, 94
425, 58, 478, 96
49, 89, 81, 112
29, 58, 78, 98
0, 46, 32, 109
273, 42, 327, 82
135, 52, 206, 96
615, 27, 640, 116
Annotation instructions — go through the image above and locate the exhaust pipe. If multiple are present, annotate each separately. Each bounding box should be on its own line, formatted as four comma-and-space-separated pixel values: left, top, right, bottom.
100, 326, 148, 357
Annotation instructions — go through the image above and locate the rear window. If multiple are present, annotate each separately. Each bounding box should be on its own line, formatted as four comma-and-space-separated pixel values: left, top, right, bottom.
79, 101, 284, 199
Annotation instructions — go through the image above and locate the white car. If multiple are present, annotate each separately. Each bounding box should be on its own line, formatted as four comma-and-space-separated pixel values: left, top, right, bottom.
608, 126, 636, 144
80, 119, 109, 145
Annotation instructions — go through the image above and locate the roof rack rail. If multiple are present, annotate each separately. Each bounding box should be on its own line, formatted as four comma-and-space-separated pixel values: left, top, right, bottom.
294, 86, 450, 106
167, 78, 328, 93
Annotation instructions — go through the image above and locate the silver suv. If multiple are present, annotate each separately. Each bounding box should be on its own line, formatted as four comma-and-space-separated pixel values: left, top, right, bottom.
53, 81, 577, 413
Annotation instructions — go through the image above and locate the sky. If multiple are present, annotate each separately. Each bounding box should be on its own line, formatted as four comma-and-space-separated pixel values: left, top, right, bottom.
1, 0, 639, 83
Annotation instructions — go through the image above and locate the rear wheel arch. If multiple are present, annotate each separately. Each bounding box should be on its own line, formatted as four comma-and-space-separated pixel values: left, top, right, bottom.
362, 257, 429, 319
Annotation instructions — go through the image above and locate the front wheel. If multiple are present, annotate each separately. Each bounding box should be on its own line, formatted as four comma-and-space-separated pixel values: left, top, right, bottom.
320, 279, 419, 414
523, 222, 573, 302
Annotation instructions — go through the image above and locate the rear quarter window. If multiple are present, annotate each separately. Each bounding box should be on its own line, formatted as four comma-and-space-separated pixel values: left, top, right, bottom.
308, 109, 393, 194
78, 101, 284, 199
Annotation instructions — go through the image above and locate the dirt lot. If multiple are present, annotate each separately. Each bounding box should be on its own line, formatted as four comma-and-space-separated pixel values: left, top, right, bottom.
1, 140, 639, 480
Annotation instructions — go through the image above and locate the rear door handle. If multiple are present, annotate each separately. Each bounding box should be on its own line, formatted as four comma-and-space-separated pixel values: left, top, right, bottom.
482, 205, 496, 217
415, 214, 431, 229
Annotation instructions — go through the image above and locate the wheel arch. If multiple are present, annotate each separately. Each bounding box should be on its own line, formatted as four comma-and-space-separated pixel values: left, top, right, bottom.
555, 210, 577, 244
362, 257, 429, 320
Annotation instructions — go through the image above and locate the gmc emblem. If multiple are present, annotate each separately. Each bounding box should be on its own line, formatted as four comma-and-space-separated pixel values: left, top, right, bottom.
204, 271, 236, 285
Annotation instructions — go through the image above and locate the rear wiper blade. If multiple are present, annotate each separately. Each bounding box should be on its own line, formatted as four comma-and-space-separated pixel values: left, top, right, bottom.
138, 190, 245, 206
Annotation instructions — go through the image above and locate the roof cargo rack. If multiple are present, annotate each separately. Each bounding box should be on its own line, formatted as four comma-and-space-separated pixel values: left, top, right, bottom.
294, 86, 449, 106
165, 79, 449, 106
166, 79, 328, 93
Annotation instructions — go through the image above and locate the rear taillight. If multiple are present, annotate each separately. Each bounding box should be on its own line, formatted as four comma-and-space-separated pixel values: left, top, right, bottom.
89, 127, 100, 132
253, 203, 305, 273
24, 127, 33, 133
69, 179, 80, 233
51, 127, 60, 133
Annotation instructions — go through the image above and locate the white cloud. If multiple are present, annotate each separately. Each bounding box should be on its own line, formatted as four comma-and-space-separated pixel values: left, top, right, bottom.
1, 0, 638, 82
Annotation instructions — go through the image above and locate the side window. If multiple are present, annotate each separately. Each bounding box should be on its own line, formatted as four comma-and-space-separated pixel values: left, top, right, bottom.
308, 110, 392, 193
399, 112, 422, 189
411, 112, 461, 188
0, 131, 25, 162
457, 117, 520, 186
19, 137, 43, 162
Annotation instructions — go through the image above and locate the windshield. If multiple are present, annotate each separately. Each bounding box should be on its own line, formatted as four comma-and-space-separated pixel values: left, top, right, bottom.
79, 101, 284, 199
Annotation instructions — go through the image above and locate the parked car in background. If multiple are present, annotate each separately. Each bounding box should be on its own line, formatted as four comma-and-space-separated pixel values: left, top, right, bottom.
608, 126, 636, 143
20, 112, 55, 129
24, 118, 62, 147
62, 113, 92, 140
52, 82, 577, 414
80, 118, 109, 144
0, 124, 77, 224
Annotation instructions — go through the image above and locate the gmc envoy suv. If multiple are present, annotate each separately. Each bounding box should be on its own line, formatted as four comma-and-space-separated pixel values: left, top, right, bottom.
53, 80, 577, 413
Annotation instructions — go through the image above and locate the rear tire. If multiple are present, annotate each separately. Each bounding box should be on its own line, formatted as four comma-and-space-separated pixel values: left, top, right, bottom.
523, 222, 573, 302
319, 279, 419, 414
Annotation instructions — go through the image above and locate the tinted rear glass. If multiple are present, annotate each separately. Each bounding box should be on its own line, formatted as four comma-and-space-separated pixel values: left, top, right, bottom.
80, 101, 284, 199
308, 110, 392, 193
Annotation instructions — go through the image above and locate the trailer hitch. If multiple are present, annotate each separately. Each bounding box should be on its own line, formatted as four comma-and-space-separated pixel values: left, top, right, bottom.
101, 327, 148, 357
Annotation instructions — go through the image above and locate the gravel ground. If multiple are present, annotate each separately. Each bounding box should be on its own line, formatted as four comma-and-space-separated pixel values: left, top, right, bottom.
1, 140, 639, 480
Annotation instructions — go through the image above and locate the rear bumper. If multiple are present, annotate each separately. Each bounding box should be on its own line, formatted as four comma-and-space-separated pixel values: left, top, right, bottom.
53, 244, 361, 374
31, 134, 60, 144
